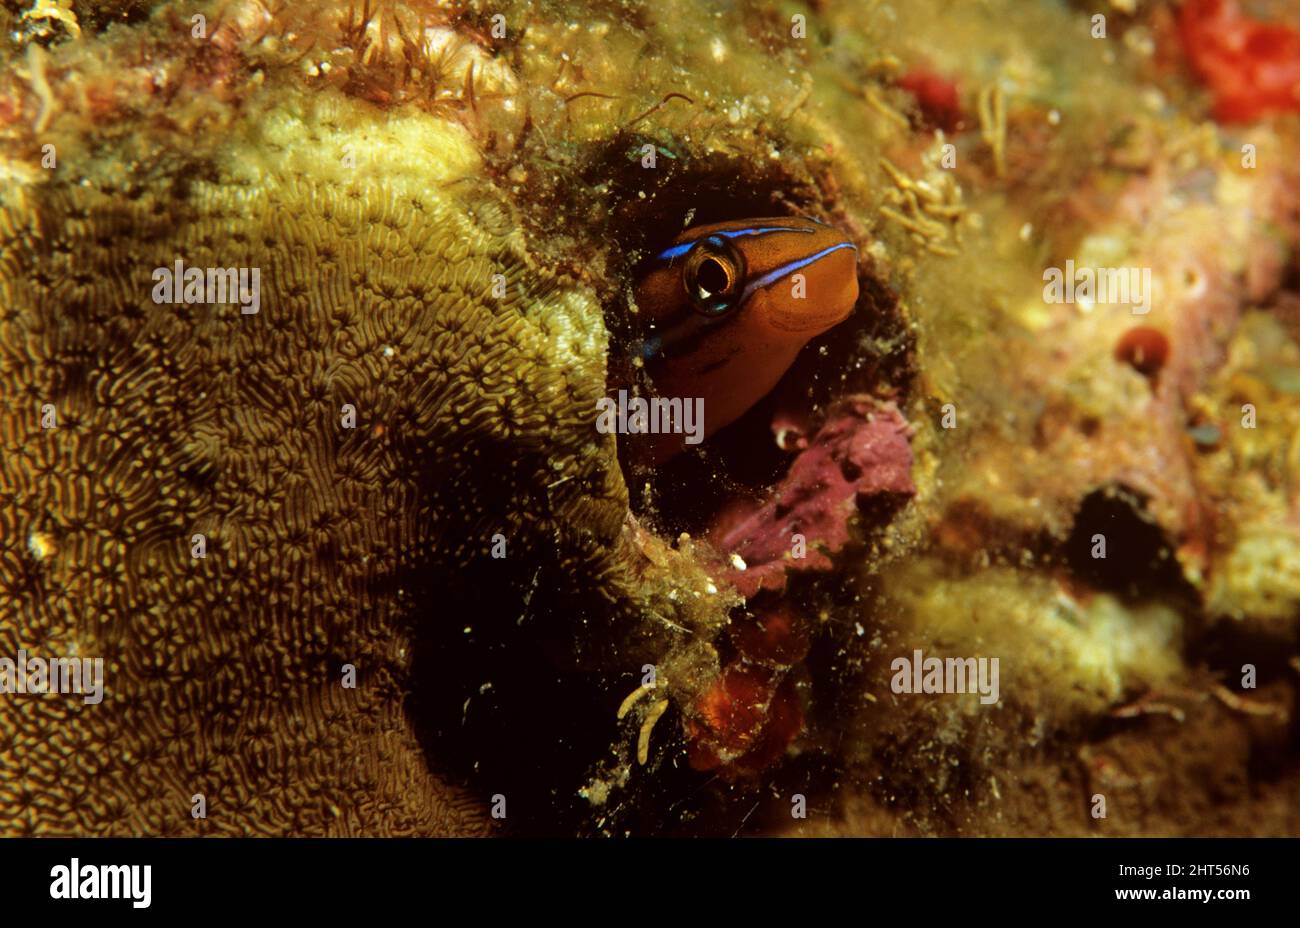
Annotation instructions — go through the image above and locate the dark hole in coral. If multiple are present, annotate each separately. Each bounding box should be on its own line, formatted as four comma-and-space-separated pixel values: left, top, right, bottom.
1063, 485, 1193, 601
1191, 622, 1298, 685
404, 536, 618, 836
449, 143, 917, 829
397, 447, 785, 835
405, 551, 809, 835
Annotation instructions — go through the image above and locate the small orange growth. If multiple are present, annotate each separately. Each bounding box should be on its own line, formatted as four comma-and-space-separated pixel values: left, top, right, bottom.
1115, 325, 1170, 377
684, 665, 804, 776
896, 68, 964, 132
690, 664, 773, 758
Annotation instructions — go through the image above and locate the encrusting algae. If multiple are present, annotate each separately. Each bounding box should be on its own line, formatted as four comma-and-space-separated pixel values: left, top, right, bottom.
0, 0, 1299, 837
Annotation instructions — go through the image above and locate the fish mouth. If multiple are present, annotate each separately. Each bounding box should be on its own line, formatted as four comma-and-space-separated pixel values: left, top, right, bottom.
766, 296, 857, 336
760, 245, 861, 335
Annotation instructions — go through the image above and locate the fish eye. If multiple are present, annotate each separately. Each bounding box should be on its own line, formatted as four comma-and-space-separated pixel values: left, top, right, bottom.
695, 256, 730, 296
683, 236, 744, 316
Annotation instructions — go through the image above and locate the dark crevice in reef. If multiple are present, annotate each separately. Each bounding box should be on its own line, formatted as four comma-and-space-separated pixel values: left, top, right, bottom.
601, 157, 811, 532
535, 131, 916, 537
404, 561, 810, 836
397, 457, 749, 835
395, 433, 626, 834
1063, 484, 1199, 606
404, 547, 618, 836
1190, 622, 1300, 682
402, 144, 918, 833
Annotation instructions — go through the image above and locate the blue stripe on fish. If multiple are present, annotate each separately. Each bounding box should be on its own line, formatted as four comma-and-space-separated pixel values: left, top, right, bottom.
739, 241, 857, 302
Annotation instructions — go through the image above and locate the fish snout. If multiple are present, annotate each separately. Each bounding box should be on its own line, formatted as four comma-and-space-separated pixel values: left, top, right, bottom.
760, 239, 859, 335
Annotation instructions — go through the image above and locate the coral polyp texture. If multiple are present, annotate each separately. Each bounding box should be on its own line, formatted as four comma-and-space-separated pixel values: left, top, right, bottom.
0, 0, 1298, 837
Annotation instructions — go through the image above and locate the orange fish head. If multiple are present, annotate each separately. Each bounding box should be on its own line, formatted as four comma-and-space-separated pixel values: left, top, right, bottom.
629, 217, 859, 456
